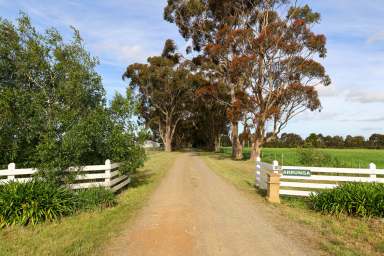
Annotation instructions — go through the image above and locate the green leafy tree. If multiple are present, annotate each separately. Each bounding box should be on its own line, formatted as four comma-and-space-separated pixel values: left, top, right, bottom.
123, 40, 194, 152
0, 14, 104, 166
368, 134, 384, 149
323, 135, 344, 148
0, 14, 145, 181
304, 133, 325, 148
344, 135, 366, 148
279, 133, 303, 148
186, 79, 229, 151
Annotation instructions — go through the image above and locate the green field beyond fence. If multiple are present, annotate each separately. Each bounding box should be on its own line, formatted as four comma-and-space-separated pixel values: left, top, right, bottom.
221, 147, 384, 169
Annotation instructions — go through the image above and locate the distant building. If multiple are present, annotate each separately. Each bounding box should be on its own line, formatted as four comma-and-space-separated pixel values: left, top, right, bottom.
143, 140, 161, 149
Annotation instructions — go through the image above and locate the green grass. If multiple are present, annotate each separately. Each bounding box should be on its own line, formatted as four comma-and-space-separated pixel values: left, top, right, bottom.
0, 151, 179, 256
221, 147, 384, 168
200, 152, 384, 256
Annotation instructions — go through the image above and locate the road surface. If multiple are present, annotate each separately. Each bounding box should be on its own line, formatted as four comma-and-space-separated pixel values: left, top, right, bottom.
105, 153, 318, 256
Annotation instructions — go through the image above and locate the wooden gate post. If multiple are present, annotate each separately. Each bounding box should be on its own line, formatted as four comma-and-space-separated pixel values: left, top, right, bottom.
266, 172, 281, 204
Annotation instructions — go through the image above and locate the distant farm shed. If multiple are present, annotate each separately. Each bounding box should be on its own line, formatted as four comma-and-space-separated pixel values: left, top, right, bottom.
143, 140, 161, 149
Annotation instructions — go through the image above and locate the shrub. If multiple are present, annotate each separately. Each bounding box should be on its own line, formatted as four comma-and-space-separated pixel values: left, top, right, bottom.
310, 183, 384, 217
76, 187, 116, 211
0, 180, 78, 227
297, 148, 340, 167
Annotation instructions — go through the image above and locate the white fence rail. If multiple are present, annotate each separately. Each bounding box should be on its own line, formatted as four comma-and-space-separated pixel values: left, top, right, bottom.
256, 159, 384, 197
0, 160, 130, 193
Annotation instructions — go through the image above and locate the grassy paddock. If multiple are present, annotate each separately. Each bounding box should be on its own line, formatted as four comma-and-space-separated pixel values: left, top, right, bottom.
201, 152, 384, 256
0, 152, 178, 256
221, 147, 384, 168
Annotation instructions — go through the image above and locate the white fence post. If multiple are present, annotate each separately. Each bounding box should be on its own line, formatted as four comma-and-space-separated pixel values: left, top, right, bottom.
369, 163, 377, 182
105, 159, 112, 188
7, 163, 15, 181
255, 157, 261, 188
272, 160, 279, 174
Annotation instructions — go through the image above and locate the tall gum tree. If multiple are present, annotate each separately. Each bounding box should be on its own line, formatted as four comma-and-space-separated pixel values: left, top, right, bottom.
238, 2, 331, 160
164, 0, 330, 160
164, 0, 251, 160
123, 40, 193, 152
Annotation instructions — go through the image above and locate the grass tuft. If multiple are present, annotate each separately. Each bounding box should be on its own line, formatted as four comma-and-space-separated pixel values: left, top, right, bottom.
310, 183, 384, 217
76, 187, 116, 211
0, 181, 78, 227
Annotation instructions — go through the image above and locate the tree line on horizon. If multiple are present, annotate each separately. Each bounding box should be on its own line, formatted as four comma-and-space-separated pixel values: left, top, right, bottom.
246, 133, 384, 149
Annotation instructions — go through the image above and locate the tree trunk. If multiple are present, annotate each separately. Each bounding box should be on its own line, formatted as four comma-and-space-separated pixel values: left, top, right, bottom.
164, 137, 172, 152
164, 120, 172, 152
236, 143, 243, 160
214, 135, 221, 152
250, 120, 265, 161
231, 121, 243, 160
250, 138, 262, 161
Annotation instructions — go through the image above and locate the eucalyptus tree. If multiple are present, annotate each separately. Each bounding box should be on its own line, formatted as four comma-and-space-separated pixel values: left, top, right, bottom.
124, 40, 194, 152
239, 3, 330, 160
190, 77, 229, 151
164, 0, 252, 159
164, 0, 330, 160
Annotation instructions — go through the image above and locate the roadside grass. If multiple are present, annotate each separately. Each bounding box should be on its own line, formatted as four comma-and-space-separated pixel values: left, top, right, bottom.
221, 147, 384, 168
200, 152, 384, 256
0, 151, 178, 256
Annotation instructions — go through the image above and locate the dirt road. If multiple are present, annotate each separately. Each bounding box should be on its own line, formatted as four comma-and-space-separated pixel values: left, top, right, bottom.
105, 153, 318, 256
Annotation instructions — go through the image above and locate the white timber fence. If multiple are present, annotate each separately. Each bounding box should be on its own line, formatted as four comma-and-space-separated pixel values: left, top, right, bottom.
0, 160, 131, 193
256, 158, 384, 197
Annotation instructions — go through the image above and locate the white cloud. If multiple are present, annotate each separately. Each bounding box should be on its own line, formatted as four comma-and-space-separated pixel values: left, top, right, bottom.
291, 110, 340, 122
339, 116, 384, 122
347, 91, 384, 104
11, 0, 181, 65
317, 85, 339, 97
92, 41, 150, 64
359, 116, 384, 122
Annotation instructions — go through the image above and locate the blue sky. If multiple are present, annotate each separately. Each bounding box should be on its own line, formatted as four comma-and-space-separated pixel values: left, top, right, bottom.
0, 0, 383, 138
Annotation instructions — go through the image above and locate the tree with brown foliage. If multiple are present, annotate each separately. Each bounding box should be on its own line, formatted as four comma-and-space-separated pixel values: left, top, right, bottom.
238, 2, 331, 160
164, 0, 252, 159
164, 0, 330, 160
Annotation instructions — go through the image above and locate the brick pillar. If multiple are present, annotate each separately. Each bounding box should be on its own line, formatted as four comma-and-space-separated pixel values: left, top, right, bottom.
266, 172, 280, 203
